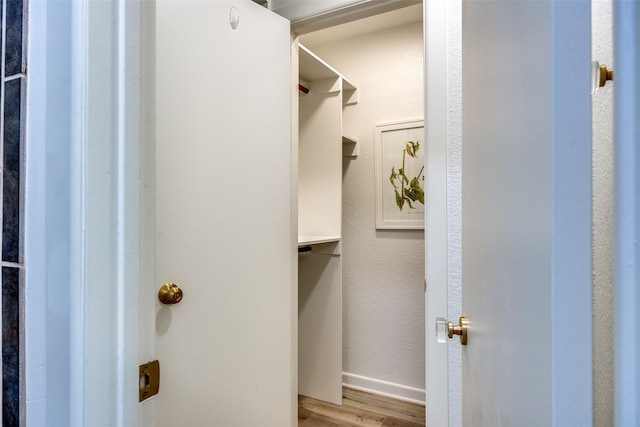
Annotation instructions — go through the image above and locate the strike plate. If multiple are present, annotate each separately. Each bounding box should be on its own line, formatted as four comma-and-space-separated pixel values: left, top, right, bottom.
139, 360, 160, 402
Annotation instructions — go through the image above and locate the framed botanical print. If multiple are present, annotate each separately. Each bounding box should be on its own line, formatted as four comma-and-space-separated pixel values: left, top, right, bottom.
374, 119, 425, 229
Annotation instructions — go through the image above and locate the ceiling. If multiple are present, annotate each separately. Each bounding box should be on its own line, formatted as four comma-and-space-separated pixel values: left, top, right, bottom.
300, 3, 423, 48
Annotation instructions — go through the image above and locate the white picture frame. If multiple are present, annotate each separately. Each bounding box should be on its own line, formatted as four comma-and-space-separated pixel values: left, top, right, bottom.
374, 119, 425, 230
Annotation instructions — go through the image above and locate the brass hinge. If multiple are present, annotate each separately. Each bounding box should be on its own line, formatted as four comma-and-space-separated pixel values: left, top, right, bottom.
139, 360, 160, 402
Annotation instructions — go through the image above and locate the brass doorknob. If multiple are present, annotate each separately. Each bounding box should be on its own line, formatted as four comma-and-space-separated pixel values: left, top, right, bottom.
158, 283, 184, 305
447, 316, 469, 345
598, 64, 614, 88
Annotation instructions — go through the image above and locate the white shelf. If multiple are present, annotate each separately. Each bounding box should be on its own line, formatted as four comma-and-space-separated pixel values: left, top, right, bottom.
299, 44, 359, 104
298, 236, 341, 246
299, 44, 341, 82
342, 135, 358, 158
297, 44, 349, 406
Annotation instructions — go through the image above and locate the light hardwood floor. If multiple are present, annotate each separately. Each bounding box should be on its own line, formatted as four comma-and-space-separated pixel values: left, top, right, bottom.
298, 388, 425, 427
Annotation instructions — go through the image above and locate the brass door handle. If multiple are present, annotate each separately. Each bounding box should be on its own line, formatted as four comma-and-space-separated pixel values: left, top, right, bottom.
447, 317, 469, 345
158, 283, 184, 305
436, 316, 469, 345
598, 64, 613, 88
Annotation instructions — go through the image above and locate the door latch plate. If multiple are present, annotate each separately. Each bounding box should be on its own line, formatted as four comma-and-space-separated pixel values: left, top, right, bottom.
139, 360, 160, 402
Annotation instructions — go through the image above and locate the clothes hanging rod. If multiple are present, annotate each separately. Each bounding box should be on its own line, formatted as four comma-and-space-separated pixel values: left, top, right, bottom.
298, 246, 312, 253
298, 84, 309, 94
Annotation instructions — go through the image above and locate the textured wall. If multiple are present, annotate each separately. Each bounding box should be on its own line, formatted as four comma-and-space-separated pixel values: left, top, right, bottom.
446, 1, 462, 425
592, 1, 614, 425
308, 23, 425, 395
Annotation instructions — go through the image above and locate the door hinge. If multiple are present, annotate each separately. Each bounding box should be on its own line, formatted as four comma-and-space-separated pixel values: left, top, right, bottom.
139, 360, 160, 402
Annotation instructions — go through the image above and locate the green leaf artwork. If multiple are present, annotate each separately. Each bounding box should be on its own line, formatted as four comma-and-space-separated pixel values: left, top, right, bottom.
389, 140, 425, 211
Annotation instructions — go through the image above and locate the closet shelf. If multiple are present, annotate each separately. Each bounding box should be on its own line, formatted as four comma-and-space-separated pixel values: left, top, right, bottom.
298, 235, 341, 246
342, 135, 358, 158
297, 43, 345, 405
299, 43, 359, 104
299, 44, 341, 82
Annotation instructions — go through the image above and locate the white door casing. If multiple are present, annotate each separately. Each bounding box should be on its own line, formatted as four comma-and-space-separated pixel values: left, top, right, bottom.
424, 0, 456, 425
153, 1, 294, 426
26, 0, 146, 425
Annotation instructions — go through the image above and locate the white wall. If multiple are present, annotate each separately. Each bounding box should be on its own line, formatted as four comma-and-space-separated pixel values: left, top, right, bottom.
592, 1, 614, 425
305, 22, 425, 403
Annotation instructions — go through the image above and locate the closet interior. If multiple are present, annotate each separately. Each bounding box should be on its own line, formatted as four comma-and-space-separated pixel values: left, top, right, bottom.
294, 2, 426, 412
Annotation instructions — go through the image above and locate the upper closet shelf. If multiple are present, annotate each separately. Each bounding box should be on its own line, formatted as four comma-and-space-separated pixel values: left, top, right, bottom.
298, 235, 341, 246
299, 44, 358, 104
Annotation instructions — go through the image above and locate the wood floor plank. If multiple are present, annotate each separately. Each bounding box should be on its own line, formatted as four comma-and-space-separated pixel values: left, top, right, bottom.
298, 398, 313, 424
342, 388, 425, 424
299, 388, 425, 427
300, 415, 349, 427
343, 388, 424, 413
301, 412, 383, 427
380, 416, 426, 427
299, 396, 385, 427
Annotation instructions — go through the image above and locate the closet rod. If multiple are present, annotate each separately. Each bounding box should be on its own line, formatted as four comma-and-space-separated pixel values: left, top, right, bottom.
298, 246, 312, 253
298, 84, 309, 94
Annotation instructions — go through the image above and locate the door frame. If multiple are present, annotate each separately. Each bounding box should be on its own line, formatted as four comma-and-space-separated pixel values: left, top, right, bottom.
25, 1, 77, 425
424, 0, 459, 425
25, 0, 142, 425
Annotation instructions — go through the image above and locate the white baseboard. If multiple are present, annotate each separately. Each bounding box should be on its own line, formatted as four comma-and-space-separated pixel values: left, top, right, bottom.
342, 372, 426, 406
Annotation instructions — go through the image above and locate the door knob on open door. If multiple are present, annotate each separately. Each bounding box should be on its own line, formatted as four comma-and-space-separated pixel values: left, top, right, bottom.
158, 283, 184, 305
436, 316, 469, 345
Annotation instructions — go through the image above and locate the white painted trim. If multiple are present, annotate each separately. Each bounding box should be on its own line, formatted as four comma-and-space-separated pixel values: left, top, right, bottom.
290, 34, 300, 427
138, 1, 157, 426
69, 1, 88, 424
69, 0, 142, 425
342, 372, 425, 406
424, 0, 450, 425
25, 1, 143, 425
613, 2, 640, 425
25, 1, 74, 425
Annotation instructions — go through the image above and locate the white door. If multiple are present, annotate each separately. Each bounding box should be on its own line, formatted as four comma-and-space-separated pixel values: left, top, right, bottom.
425, 1, 593, 425
153, 1, 294, 426
613, 3, 640, 425
458, 1, 592, 425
